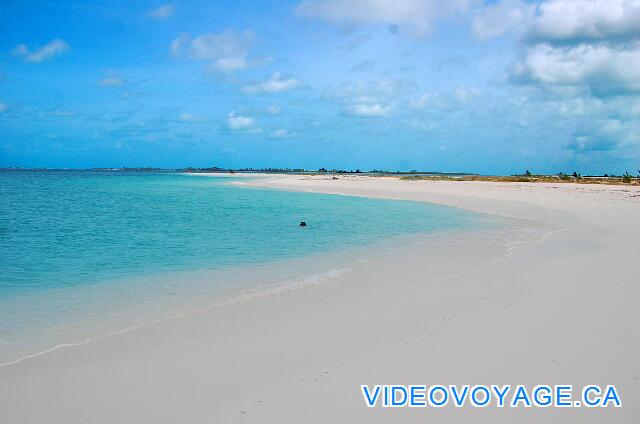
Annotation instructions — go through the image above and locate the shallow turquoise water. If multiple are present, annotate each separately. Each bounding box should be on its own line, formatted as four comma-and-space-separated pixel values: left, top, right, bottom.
0, 170, 495, 362
0, 171, 482, 296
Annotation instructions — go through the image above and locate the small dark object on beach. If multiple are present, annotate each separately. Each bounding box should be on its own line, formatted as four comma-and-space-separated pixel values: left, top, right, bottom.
299, 221, 307, 227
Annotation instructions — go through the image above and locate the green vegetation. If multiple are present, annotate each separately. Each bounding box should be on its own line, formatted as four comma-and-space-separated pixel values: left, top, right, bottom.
398, 171, 639, 186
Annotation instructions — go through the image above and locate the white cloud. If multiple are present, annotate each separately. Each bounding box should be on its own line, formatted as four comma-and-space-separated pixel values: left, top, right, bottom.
269, 129, 295, 138
504, 1, 640, 98
99, 77, 124, 87
406, 118, 437, 131
407, 88, 479, 111
346, 103, 392, 117
190, 30, 254, 61
471, 0, 535, 40
408, 92, 431, 109
242, 73, 301, 94
13, 39, 69, 63
335, 78, 416, 104
296, 0, 476, 35
528, 0, 640, 42
0, 102, 7, 112
98, 70, 124, 87
566, 118, 640, 153
208, 55, 273, 74
453, 86, 480, 103
207, 56, 248, 73
331, 78, 414, 116
178, 112, 207, 123
512, 43, 640, 95
11, 45, 28, 56
148, 3, 175, 20
227, 111, 257, 130
474, 0, 640, 43
267, 105, 282, 115
170, 33, 190, 56
171, 30, 263, 73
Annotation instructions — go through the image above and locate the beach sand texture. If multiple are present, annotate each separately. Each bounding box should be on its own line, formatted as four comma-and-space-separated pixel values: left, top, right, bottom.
1, 175, 638, 423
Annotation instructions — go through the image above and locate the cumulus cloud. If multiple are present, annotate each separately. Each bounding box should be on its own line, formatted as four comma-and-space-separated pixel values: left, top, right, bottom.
471, 0, 535, 40
99, 77, 124, 87
13, 39, 69, 63
190, 30, 254, 61
331, 78, 416, 117
512, 43, 640, 96
407, 87, 480, 111
296, 0, 476, 35
453, 86, 481, 103
474, 0, 640, 43
98, 70, 125, 87
242, 73, 301, 94
170, 33, 190, 56
337, 78, 417, 102
346, 103, 393, 117
268, 129, 295, 138
568, 133, 619, 153
504, 0, 640, 97
408, 91, 455, 110
267, 105, 282, 115
566, 119, 635, 153
528, 0, 640, 43
405, 118, 437, 131
170, 30, 267, 73
226, 111, 257, 130
407, 92, 431, 109
207, 56, 248, 73
147, 3, 176, 21
99, 77, 123, 87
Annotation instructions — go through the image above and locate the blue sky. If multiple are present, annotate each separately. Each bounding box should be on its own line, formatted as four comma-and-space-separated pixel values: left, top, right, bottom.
1, 0, 639, 174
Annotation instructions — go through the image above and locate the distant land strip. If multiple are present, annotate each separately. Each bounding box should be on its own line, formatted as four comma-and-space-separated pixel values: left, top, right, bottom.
1, 167, 638, 185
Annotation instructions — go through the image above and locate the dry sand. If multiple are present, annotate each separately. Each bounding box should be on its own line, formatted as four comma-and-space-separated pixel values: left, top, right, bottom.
1, 174, 639, 423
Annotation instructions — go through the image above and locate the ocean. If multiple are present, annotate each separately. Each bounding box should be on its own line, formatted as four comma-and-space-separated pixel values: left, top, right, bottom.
0, 171, 494, 364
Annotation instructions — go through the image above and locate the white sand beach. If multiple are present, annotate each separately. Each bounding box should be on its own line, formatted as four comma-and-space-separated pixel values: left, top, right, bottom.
1, 175, 639, 423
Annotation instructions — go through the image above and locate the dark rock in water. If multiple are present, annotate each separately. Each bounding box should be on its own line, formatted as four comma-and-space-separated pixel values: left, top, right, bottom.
299, 221, 307, 227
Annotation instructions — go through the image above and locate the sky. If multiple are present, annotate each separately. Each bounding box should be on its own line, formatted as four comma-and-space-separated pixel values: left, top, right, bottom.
1, 0, 639, 174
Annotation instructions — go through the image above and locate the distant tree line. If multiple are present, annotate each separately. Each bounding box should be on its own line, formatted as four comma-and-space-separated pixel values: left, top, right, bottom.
514, 169, 639, 183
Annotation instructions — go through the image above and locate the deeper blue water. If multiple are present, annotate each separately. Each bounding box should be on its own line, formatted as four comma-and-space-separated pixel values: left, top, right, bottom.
0, 171, 491, 362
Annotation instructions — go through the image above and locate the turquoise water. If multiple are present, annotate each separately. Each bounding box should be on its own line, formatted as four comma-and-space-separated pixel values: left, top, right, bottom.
0, 171, 492, 363
0, 171, 483, 296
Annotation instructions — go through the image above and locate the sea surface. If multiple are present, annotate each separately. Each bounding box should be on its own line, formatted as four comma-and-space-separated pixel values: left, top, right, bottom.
0, 170, 498, 364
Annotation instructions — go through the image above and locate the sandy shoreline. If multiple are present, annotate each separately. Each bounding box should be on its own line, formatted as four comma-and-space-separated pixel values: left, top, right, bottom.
1, 174, 639, 423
